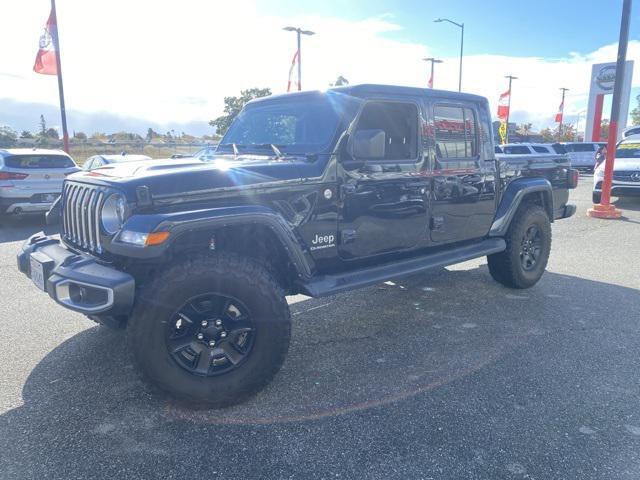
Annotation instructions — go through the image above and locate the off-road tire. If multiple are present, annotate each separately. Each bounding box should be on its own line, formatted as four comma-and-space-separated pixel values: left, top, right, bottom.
126, 252, 291, 408
487, 204, 551, 289
592, 191, 601, 204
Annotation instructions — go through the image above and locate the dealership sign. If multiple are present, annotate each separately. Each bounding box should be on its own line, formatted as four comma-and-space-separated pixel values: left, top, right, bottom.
585, 61, 634, 141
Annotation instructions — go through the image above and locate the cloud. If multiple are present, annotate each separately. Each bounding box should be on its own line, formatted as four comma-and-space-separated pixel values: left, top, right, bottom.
1, 0, 638, 134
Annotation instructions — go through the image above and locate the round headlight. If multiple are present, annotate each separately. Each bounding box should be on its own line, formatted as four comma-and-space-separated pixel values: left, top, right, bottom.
101, 193, 127, 234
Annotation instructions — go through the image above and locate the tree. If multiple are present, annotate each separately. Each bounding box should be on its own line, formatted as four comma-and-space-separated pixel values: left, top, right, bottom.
330, 76, 349, 86
45, 127, 59, 139
540, 123, 576, 142
209, 87, 272, 136
146, 128, 160, 142
630, 95, 640, 126
0, 126, 18, 147
73, 131, 87, 140
20, 130, 34, 139
517, 123, 533, 141
39, 114, 47, 136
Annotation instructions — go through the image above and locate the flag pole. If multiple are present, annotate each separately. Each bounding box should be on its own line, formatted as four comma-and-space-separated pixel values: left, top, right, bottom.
50, 0, 69, 153
504, 75, 517, 143
558, 87, 569, 138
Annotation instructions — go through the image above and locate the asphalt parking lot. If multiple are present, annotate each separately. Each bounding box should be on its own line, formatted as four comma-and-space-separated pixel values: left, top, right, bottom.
0, 177, 639, 479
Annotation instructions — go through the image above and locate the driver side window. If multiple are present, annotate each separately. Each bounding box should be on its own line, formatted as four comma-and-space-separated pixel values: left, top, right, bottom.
353, 101, 419, 161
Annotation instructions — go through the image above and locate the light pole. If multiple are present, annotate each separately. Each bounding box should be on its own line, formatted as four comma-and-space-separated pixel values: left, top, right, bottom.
504, 75, 517, 143
422, 57, 443, 88
283, 26, 315, 91
434, 18, 464, 91
575, 110, 586, 141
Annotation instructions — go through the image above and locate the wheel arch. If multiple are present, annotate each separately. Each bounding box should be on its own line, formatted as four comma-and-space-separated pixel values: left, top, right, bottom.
490, 178, 554, 237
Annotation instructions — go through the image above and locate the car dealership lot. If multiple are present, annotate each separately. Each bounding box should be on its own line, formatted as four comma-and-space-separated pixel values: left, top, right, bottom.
0, 177, 639, 480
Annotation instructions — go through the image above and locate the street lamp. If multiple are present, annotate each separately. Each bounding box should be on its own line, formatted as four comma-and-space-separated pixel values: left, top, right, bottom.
434, 18, 464, 92
422, 57, 443, 88
283, 26, 315, 91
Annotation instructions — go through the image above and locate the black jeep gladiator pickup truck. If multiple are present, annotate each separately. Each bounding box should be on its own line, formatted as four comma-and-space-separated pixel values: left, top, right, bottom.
18, 85, 577, 407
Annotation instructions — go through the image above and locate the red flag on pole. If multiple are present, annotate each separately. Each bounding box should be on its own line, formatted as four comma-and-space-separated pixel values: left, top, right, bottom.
555, 100, 564, 123
287, 50, 299, 92
497, 89, 510, 121
34, 8, 58, 75
427, 73, 433, 89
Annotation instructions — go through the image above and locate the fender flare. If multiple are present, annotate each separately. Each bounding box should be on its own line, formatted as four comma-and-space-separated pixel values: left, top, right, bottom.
489, 178, 554, 237
108, 205, 313, 278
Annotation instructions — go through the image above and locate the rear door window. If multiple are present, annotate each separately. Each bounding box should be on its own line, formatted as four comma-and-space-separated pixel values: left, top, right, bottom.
433, 105, 478, 159
4, 154, 75, 169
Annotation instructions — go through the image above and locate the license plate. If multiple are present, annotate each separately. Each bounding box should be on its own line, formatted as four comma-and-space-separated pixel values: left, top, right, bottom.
30, 255, 46, 291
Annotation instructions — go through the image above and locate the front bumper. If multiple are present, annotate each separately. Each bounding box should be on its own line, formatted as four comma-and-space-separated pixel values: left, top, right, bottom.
17, 234, 135, 315
593, 181, 640, 197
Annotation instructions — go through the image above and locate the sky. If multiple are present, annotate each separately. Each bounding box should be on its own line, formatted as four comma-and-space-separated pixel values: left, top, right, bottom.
1, 0, 639, 137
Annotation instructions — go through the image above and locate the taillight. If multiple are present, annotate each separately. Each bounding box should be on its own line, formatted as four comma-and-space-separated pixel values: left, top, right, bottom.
0, 172, 28, 180
568, 168, 579, 189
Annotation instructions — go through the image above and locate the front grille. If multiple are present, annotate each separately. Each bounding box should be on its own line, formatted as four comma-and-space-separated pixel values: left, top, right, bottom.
613, 171, 640, 182
62, 182, 106, 253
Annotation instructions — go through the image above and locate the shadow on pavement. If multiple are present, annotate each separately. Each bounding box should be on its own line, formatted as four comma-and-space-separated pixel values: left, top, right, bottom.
1, 267, 639, 478
0, 215, 59, 244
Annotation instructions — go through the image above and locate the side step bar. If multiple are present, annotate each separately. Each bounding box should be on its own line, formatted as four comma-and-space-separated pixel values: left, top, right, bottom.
298, 238, 506, 298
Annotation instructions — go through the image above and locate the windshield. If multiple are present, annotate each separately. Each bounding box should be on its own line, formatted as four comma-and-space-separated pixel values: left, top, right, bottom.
616, 142, 640, 158
219, 95, 347, 155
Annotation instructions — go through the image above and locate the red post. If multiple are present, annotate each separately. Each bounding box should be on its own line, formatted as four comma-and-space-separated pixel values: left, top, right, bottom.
591, 94, 604, 141
588, 0, 631, 219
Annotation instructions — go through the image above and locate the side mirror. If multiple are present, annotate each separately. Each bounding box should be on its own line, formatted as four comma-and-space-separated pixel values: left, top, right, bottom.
349, 129, 386, 160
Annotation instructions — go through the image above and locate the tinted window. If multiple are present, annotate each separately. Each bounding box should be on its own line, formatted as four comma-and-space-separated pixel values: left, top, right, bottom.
532, 146, 550, 153
503, 145, 531, 154
616, 142, 640, 158
355, 101, 418, 161
433, 105, 477, 159
564, 143, 596, 153
552, 143, 567, 154
495, 145, 503, 153
4, 154, 75, 169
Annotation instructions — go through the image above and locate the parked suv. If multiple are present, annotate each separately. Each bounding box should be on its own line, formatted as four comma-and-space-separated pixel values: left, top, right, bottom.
0, 148, 79, 220
593, 135, 640, 203
18, 85, 577, 407
561, 142, 604, 171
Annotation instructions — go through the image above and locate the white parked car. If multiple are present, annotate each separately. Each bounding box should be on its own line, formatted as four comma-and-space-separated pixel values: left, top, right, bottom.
0, 148, 79, 219
593, 135, 640, 203
561, 142, 606, 171
500, 143, 564, 155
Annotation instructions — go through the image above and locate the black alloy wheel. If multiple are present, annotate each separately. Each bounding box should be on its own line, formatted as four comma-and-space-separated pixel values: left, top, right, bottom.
166, 293, 255, 377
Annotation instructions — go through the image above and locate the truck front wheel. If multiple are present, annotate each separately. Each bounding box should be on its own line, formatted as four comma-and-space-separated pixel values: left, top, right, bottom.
127, 252, 291, 408
487, 204, 551, 289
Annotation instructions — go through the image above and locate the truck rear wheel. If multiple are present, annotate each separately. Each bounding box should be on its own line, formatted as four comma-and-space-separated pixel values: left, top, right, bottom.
127, 252, 291, 408
487, 204, 551, 289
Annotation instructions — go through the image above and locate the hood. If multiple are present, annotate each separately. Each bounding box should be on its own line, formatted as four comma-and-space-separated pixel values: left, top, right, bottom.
596, 157, 640, 172
68, 155, 326, 199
